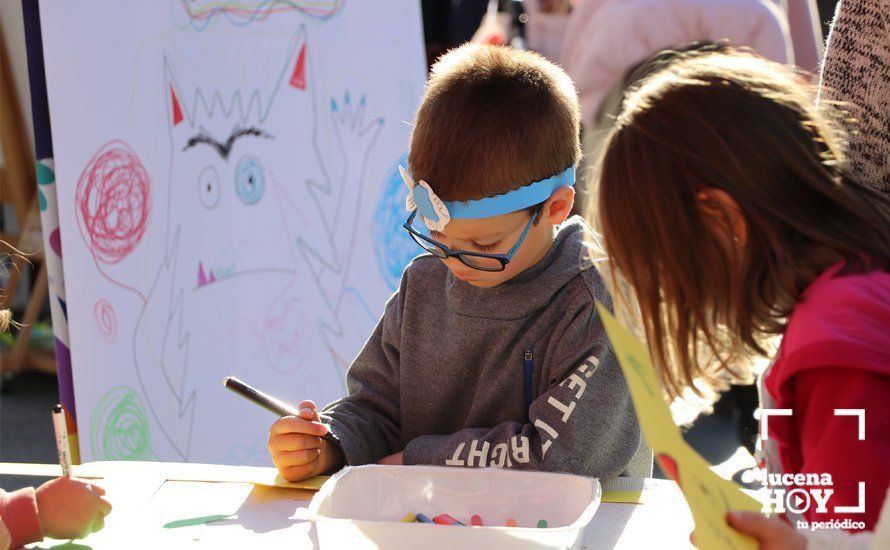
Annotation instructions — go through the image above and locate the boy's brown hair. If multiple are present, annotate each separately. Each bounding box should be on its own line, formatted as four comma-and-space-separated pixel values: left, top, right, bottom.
596, 50, 890, 400
409, 44, 581, 202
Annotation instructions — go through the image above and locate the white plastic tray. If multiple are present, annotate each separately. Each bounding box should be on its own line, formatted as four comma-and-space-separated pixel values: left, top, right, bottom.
308, 464, 602, 549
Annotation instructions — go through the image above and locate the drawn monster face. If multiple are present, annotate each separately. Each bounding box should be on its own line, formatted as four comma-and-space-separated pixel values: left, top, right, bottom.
163, 28, 319, 293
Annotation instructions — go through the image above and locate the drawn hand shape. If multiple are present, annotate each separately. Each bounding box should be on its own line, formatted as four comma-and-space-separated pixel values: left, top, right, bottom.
297, 91, 384, 294
133, 227, 197, 460
330, 91, 384, 162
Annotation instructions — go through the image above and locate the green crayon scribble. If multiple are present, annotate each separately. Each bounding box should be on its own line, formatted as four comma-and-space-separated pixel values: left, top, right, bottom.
90, 386, 155, 460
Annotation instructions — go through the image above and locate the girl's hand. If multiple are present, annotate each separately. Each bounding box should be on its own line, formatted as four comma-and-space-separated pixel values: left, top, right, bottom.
36, 477, 112, 540
727, 511, 806, 550
377, 451, 404, 466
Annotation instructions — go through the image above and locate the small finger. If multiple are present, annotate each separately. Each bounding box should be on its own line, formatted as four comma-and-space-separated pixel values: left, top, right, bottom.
280, 461, 319, 483
88, 483, 107, 496
92, 514, 106, 533
278, 448, 322, 467
97, 496, 113, 516
269, 433, 322, 453
298, 400, 318, 420
270, 416, 326, 436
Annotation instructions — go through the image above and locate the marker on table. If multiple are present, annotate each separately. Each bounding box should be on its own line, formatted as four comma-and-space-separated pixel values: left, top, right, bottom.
52, 404, 72, 477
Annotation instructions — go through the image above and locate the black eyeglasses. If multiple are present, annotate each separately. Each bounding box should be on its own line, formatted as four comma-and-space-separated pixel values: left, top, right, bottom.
402, 210, 538, 272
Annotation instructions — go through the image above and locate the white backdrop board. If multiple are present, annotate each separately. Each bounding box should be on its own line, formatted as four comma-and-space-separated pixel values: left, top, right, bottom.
39, 0, 426, 464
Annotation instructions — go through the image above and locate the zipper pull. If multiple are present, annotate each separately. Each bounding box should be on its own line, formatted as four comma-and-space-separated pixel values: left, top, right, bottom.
523, 350, 534, 423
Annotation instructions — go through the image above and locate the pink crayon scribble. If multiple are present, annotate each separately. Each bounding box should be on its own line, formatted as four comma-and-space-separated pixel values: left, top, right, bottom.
261, 295, 304, 373
94, 298, 117, 343
76, 140, 151, 264
197, 261, 212, 288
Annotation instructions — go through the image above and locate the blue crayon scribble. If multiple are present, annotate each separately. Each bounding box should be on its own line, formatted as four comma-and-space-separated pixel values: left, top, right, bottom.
373, 153, 421, 291
343, 286, 375, 320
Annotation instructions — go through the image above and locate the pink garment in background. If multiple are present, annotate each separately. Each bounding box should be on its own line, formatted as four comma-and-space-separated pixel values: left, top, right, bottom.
561, 0, 794, 126
778, 0, 824, 72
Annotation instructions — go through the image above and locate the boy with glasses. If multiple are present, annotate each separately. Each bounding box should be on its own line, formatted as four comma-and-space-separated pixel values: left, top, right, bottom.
267, 44, 650, 481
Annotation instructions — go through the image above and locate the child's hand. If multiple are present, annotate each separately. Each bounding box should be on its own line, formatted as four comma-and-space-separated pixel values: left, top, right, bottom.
377, 452, 404, 465
726, 511, 806, 550
268, 400, 342, 481
36, 477, 112, 540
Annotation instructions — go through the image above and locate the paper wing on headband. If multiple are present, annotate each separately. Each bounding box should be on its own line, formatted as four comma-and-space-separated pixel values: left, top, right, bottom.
400, 164, 576, 231
400, 165, 451, 232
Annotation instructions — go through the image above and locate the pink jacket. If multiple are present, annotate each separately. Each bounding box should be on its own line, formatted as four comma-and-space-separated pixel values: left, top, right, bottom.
0, 488, 44, 550
560, 0, 797, 127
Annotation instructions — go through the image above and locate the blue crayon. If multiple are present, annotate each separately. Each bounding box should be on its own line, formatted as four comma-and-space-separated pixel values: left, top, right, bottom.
416, 512, 434, 523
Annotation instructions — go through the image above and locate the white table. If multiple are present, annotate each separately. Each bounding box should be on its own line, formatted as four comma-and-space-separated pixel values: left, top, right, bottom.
1, 462, 694, 549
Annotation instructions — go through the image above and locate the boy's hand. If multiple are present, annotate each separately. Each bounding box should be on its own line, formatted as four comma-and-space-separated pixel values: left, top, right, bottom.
268, 400, 343, 481
36, 477, 112, 540
377, 452, 403, 465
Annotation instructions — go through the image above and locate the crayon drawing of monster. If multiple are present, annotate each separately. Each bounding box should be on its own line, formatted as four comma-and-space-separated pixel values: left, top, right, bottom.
131, 25, 383, 461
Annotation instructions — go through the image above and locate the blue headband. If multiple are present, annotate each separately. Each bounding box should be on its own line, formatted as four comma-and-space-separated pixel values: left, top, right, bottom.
401, 165, 575, 231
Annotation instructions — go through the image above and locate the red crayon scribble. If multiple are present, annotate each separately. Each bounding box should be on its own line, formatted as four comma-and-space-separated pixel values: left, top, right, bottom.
76, 140, 151, 264
94, 298, 118, 343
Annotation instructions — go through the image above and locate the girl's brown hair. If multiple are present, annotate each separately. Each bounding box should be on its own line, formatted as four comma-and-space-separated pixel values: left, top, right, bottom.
595, 50, 890, 400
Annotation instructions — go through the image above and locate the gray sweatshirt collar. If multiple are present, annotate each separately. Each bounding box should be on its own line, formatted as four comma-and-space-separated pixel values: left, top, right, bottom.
443, 216, 604, 320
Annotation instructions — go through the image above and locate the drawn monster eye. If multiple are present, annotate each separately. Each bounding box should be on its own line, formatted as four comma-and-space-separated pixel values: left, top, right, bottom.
197, 165, 221, 209
235, 156, 265, 205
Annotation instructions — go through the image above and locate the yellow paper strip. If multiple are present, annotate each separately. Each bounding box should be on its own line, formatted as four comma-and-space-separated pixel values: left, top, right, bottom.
601, 490, 644, 504
596, 303, 761, 550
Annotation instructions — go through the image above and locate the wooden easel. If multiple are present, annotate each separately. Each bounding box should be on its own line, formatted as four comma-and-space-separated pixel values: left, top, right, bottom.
1, 25, 55, 375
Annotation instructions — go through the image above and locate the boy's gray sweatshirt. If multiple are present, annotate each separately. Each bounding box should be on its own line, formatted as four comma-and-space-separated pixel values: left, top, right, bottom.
321, 217, 649, 478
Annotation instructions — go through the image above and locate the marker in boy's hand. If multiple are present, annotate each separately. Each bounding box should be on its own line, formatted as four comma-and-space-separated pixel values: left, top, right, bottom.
268, 400, 344, 482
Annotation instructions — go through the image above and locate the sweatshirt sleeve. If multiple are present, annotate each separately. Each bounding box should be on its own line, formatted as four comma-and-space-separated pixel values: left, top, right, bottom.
402, 293, 642, 479
0, 487, 44, 548
790, 368, 890, 531
319, 288, 403, 466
